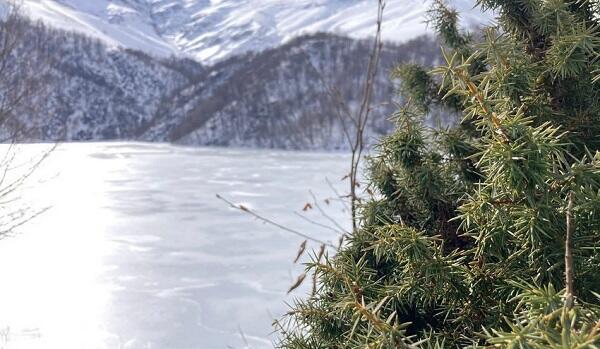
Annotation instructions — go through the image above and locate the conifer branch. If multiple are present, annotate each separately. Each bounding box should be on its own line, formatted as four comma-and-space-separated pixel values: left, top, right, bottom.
276, 0, 600, 347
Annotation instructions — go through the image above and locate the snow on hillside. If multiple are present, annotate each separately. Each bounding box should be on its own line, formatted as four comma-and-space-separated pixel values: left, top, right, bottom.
7, 18, 442, 149
16, 0, 489, 63
16, 0, 179, 56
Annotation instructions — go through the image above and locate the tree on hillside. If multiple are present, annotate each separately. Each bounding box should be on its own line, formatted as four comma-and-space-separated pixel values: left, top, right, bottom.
0, 3, 51, 238
0, 2, 48, 141
276, 0, 600, 347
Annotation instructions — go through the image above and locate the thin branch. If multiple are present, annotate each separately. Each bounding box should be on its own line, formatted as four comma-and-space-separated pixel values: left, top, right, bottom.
326, 176, 350, 211
565, 191, 575, 309
216, 194, 336, 248
0, 206, 51, 240
347, 0, 385, 232
292, 1, 386, 234
293, 211, 344, 235
0, 144, 56, 200
309, 190, 349, 235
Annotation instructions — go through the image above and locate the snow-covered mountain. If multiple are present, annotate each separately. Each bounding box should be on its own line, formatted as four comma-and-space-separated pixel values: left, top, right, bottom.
1, 1, 488, 149
140, 33, 443, 149
18, 0, 487, 63
4, 18, 443, 149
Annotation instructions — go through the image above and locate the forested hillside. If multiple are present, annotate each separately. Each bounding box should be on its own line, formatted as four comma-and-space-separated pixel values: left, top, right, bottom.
4, 18, 442, 149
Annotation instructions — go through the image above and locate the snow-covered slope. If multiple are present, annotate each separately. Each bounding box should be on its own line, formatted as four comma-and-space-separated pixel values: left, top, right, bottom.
17, 0, 179, 56
17, 0, 487, 63
4, 18, 444, 149
3, 19, 202, 141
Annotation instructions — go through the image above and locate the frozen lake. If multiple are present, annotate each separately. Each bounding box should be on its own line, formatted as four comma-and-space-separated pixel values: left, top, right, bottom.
0, 143, 351, 349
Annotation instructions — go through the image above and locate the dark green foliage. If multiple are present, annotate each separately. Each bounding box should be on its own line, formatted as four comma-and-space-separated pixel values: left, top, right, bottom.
277, 0, 600, 347
393, 64, 437, 112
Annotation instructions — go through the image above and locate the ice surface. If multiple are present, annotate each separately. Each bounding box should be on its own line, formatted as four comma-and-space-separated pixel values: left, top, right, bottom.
0, 142, 351, 349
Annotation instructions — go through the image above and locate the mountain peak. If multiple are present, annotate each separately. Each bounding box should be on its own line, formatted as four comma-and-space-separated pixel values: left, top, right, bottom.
17, 0, 488, 64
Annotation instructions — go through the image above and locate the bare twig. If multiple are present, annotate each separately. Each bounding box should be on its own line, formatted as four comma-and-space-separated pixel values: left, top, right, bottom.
237, 325, 250, 349
216, 194, 336, 248
308, 190, 349, 235
0, 3, 54, 240
0, 144, 56, 201
0, 144, 55, 240
346, 0, 385, 232
0, 206, 51, 240
293, 211, 343, 235
565, 191, 575, 309
296, 0, 386, 233
325, 177, 350, 211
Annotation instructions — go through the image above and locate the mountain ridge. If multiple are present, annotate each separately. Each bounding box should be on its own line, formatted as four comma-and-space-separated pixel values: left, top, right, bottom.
3, 17, 444, 149
15, 0, 488, 64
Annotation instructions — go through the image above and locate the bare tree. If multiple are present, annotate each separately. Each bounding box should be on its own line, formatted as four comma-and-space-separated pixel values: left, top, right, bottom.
217, 0, 387, 242
0, 2, 49, 142
325, 0, 385, 232
216, 2, 388, 298
0, 2, 53, 239
348, 0, 384, 231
